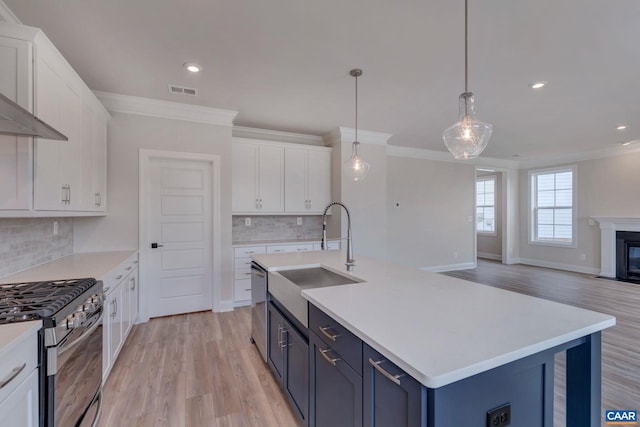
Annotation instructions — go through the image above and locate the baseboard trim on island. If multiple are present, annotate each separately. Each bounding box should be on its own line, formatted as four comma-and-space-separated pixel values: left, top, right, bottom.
421, 262, 476, 273
215, 299, 235, 313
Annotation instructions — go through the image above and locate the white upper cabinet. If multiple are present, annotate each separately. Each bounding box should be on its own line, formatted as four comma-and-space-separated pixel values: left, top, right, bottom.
233, 138, 332, 215
284, 146, 331, 214
0, 36, 32, 211
0, 23, 109, 216
232, 138, 284, 214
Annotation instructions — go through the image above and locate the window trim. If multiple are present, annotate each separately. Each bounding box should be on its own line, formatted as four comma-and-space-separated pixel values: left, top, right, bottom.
476, 175, 497, 236
528, 165, 577, 248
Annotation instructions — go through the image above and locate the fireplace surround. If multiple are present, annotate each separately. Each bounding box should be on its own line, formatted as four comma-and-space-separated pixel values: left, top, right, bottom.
594, 217, 640, 279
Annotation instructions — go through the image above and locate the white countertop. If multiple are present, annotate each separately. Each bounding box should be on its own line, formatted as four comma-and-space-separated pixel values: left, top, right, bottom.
0, 250, 137, 284
0, 321, 41, 354
252, 251, 616, 388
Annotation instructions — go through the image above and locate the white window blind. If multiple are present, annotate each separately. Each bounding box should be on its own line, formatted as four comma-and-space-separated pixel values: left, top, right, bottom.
530, 167, 575, 245
476, 177, 495, 234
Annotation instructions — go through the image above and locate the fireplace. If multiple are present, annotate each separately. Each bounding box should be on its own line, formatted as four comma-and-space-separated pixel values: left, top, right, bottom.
616, 231, 640, 282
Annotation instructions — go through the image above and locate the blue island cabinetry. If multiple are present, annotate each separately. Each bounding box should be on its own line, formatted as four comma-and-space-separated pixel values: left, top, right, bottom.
267, 301, 309, 425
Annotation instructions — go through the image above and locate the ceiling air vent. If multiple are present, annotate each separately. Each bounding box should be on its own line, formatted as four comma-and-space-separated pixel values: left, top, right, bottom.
168, 84, 198, 96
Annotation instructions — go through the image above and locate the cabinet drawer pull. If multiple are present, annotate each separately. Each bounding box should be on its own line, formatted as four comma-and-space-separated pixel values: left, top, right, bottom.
319, 348, 340, 366
318, 326, 340, 342
0, 363, 26, 389
369, 358, 403, 386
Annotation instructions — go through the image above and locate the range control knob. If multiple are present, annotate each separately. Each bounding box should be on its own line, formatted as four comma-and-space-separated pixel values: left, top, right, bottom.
89, 294, 104, 305
83, 303, 97, 313
63, 314, 82, 330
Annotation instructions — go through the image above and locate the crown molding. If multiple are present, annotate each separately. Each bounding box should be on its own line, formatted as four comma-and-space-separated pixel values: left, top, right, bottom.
94, 91, 238, 127
516, 143, 640, 169
0, 1, 21, 24
387, 145, 520, 169
232, 126, 325, 146
325, 126, 392, 146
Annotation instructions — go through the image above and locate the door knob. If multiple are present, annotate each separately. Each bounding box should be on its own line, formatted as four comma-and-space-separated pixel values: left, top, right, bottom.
151, 243, 164, 249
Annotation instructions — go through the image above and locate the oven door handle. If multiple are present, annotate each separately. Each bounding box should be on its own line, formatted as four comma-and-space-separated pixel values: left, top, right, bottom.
58, 311, 104, 357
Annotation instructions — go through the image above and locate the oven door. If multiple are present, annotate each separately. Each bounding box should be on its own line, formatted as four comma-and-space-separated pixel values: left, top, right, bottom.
51, 309, 103, 427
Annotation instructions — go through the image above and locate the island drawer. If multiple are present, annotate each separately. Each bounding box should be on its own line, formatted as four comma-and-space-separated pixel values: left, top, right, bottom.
309, 304, 362, 375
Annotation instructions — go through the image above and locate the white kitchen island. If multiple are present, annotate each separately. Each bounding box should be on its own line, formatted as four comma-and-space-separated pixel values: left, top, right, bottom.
253, 250, 615, 427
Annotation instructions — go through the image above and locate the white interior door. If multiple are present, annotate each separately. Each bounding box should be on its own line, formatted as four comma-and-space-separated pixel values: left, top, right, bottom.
147, 158, 213, 317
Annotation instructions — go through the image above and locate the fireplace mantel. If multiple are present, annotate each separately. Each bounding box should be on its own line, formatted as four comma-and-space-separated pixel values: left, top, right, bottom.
593, 217, 640, 277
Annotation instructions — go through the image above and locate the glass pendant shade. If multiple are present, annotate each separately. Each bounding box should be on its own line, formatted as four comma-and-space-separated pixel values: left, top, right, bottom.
442, 92, 493, 159
344, 141, 370, 182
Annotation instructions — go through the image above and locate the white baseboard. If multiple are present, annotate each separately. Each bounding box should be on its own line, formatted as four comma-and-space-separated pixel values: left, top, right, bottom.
421, 261, 476, 273
477, 252, 502, 261
215, 299, 235, 312
517, 258, 600, 275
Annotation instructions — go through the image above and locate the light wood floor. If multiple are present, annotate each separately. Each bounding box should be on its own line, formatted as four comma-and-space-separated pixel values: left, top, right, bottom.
99, 260, 640, 426
98, 308, 300, 427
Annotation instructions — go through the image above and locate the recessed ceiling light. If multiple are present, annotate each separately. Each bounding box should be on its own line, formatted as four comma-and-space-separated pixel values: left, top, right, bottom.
183, 62, 202, 73
616, 125, 627, 131
621, 140, 638, 146
529, 81, 546, 89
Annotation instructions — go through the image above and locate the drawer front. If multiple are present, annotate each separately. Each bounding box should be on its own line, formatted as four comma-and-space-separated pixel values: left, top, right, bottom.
267, 243, 314, 254
235, 267, 253, 280
234, 246, 266, 257
309, 304, 362, 375
0, 329, 38, 404
101, 252, 139, 291
234, 278, 252, 301
234, 257, 253, 270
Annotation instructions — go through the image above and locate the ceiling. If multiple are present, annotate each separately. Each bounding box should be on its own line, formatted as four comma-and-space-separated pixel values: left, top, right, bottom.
3, 0, 640, 161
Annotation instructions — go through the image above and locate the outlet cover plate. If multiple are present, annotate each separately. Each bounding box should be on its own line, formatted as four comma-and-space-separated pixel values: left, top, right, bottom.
487, 403, 511, 427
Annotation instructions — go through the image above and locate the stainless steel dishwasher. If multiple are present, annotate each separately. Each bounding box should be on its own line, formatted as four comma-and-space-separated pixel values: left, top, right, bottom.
250, 262, 268, 362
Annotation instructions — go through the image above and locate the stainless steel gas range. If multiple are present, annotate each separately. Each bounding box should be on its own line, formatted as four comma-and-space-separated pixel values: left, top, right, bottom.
0, 278, 104, 427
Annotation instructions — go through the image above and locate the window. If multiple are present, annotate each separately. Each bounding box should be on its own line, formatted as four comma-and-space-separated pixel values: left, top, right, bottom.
530, 166, 576, 246
476, 176, 496, 234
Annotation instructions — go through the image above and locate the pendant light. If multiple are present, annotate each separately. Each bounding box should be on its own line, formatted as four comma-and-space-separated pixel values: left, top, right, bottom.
344, 68, 370, 181
442, 0, 493, 159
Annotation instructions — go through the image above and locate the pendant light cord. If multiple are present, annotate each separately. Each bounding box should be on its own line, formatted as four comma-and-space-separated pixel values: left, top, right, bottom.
463, 0, 469, 118
355, 72, 358, 143
465, 0, 468, 94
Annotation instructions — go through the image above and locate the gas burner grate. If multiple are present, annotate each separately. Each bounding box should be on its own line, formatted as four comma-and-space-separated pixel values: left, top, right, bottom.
0, 278, 97, 324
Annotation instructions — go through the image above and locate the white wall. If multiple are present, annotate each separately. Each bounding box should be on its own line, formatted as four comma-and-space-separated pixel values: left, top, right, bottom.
386, 155, 475, 270
518, 151, 640, 273
73, 112, 234, 304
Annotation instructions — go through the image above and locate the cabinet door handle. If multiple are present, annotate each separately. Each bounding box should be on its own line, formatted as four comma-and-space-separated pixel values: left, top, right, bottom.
67, 185, 71, 204
318, 326, 340, 342
368, 358, 403, 386
0, 363, 26, 389
319, 348, 340, 367
130, 278, 135, 290
115, 275, 123, 280
280, 328, 288, 350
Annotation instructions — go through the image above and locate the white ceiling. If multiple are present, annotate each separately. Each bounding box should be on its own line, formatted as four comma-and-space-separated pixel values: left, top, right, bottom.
3, 0, 640, 161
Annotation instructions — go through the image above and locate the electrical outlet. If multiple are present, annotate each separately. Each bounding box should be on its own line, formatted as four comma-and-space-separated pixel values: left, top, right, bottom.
487, 403, 511, 427
245, 217, 251, 226
297, 217, 302, 225
453, 251, 459, 259
53, 221, 59, 236
580, 253, 586, 261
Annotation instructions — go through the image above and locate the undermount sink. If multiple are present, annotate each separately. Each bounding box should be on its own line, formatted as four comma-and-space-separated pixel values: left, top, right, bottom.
278, 267, 360, 290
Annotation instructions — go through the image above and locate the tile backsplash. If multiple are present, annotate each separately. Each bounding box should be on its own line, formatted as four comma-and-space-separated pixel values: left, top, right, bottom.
0, 218, 73, 278
232, 216, 323, 242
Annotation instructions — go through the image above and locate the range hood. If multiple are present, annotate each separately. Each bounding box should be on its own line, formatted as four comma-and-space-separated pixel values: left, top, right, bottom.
0, 92, 67, 141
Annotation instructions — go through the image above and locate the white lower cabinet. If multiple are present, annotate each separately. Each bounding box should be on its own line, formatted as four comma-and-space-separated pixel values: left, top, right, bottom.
102, 253, 139, 381
0, 369, 38, 427
232, 241, 340, 306
0, 324, 39, 427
